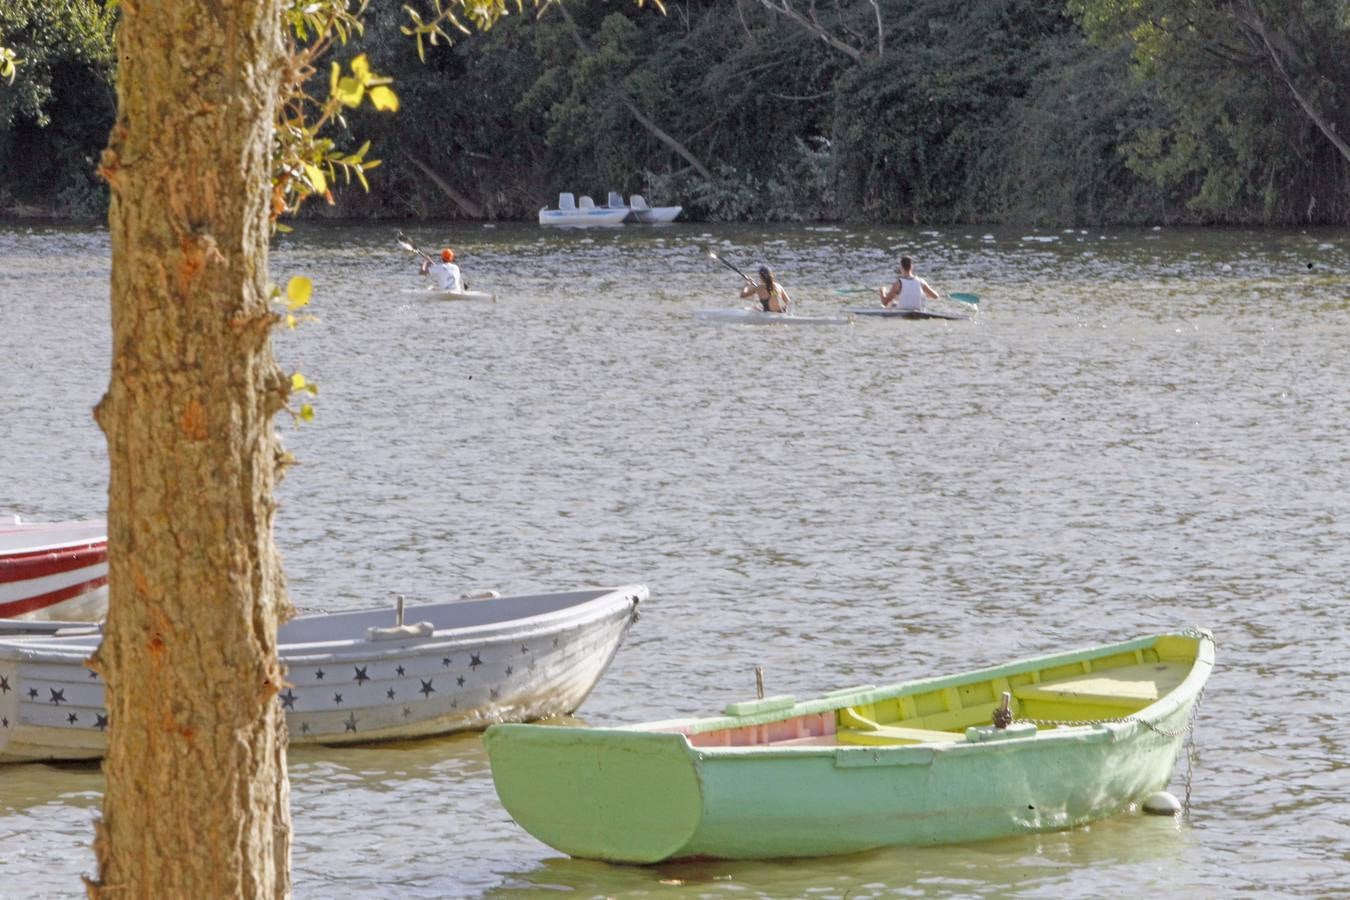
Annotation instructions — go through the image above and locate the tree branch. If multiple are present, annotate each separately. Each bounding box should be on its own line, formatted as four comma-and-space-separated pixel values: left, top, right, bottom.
754, 0, 863, 62
404, 151, 484, 218
1236, 1, 1350, 165
556, 4, 714, 180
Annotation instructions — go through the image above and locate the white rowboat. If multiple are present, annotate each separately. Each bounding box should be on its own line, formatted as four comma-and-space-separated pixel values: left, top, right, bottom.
0, 584, 645, 763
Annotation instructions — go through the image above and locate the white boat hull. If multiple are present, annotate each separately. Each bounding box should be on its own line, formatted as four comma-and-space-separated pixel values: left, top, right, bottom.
847, 307, 970, 321
538, 208, 630, 227
0, 585, 645, 762
404, 287, 496, 303
635, 206, 681, 224
694, 308, 853, 327
0, 520, 108, 622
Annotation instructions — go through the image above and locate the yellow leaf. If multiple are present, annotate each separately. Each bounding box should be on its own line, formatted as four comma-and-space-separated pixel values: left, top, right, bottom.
336, 76, 365, 108
302, 162, 327, 193
299, 403, 315, 422
286, 275, 313, 308
291, 372, 308, 391
368, 85, 399, 112
329, 61, 339, 97
351, 54, 371, 85
285, 313, 298, 329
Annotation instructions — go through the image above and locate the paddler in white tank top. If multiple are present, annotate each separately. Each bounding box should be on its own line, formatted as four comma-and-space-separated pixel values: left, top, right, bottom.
879, 256, 939, 310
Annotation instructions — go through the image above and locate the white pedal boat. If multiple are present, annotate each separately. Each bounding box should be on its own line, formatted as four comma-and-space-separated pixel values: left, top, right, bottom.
539, 193, 629, 227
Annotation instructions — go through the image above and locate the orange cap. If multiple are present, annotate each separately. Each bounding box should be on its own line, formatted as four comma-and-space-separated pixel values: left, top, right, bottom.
440, 248, 455, 262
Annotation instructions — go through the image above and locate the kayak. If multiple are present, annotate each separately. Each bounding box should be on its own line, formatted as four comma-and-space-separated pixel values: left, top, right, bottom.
694, 308, 853, 327
847, 308, 970, 321
403, 287, 496, 303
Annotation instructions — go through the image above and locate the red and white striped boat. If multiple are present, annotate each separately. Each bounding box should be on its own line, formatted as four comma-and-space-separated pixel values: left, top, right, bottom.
0, 518, 108, 622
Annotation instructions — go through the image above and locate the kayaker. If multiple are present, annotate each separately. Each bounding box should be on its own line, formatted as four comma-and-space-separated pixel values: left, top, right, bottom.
740, 265, 792, 313
880, 256, 939, 310
420, 247, 463, 292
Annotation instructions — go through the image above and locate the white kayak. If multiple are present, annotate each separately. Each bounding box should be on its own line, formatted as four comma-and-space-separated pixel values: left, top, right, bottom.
694, 308, 853, 327
847, 307, 970, 321
403, 287, 496, 303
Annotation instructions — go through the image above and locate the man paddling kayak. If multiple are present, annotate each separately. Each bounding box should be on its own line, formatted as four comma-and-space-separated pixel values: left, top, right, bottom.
420, 247, 464, 292
740, 265, 792, 313
879, 256, 939, 310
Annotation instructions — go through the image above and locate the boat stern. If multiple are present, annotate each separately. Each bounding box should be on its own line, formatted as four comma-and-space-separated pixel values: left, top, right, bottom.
484, 723, 703, 863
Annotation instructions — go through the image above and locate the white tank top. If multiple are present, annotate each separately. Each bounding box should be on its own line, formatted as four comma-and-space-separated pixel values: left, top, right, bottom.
897, 277, 925, 310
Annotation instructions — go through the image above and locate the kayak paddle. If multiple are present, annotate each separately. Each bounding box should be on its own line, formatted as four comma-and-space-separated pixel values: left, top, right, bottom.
948, 292, 980, 305
397, 230, 434, 263
701, 244, 756, 286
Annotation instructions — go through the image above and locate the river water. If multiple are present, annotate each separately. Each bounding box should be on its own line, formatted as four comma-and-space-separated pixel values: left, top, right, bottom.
1, 221, 1347, 897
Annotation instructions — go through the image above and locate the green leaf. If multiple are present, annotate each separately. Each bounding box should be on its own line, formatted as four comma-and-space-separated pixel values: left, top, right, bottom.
336, 76, 365, 108
368, 85, 399, 112
286, 275, 313, 308
351, 53, 372, 85
302, 163, 327, 193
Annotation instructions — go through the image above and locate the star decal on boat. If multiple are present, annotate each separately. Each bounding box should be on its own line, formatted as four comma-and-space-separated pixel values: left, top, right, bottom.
505, 666, 513, 676
1, 717, 8, 728
344, 713, 358, 733
67, 713, 79, 724
300, 722, 311, 734
419, 679, 435, 697
95, 714, 109, 731
333, 692, 344, 706
354, 666, 370, 685
470, 653, 483, 669
521, 644, 529, 655
27, 688, 38, 700
386, 688, 396, 700
442, 657, 453, 668
489, 688, 499, 700
49, 688, 66, 705
396, 665, 406, 677
315, 669, 326, 680
89, 670, 98, 679
402, 706, 412, 718
279, 689, 297, 710
456, 675, 465, 687
0, 675, 9, 693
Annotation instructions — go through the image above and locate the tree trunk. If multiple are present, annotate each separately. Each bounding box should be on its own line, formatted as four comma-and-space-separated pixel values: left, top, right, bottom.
88, 0, 292, 896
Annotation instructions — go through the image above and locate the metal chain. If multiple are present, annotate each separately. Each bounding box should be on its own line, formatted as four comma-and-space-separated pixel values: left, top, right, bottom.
1014, 685, 1206, 814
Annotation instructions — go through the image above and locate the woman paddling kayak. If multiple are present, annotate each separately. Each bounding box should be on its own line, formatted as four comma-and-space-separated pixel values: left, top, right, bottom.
740, 265, 793, 313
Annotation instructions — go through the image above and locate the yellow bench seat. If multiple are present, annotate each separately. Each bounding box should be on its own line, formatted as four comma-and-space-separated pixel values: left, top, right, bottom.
1012, 662, 1188, 709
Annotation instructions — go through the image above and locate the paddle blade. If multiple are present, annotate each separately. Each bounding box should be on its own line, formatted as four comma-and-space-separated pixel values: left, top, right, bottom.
949, 292, 980, 305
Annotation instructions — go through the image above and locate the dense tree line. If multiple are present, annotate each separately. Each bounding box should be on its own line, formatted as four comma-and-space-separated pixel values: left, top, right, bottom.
2, 0, 1347, 225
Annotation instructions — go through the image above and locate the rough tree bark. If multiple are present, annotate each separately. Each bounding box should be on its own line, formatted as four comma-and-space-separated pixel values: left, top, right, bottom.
88, 0, 293, 896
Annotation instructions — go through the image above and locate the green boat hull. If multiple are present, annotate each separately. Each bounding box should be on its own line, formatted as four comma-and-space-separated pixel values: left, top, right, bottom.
485, 629, 1214, 862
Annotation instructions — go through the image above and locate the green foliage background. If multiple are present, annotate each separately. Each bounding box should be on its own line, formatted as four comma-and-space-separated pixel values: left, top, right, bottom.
2, 0, 1347, 224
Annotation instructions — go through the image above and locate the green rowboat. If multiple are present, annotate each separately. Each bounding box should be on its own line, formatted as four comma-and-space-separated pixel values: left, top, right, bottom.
484, 628, 1214, 862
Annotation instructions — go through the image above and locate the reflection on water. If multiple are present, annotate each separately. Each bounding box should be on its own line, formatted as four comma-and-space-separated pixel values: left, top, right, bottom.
1, 221, 1348, 896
